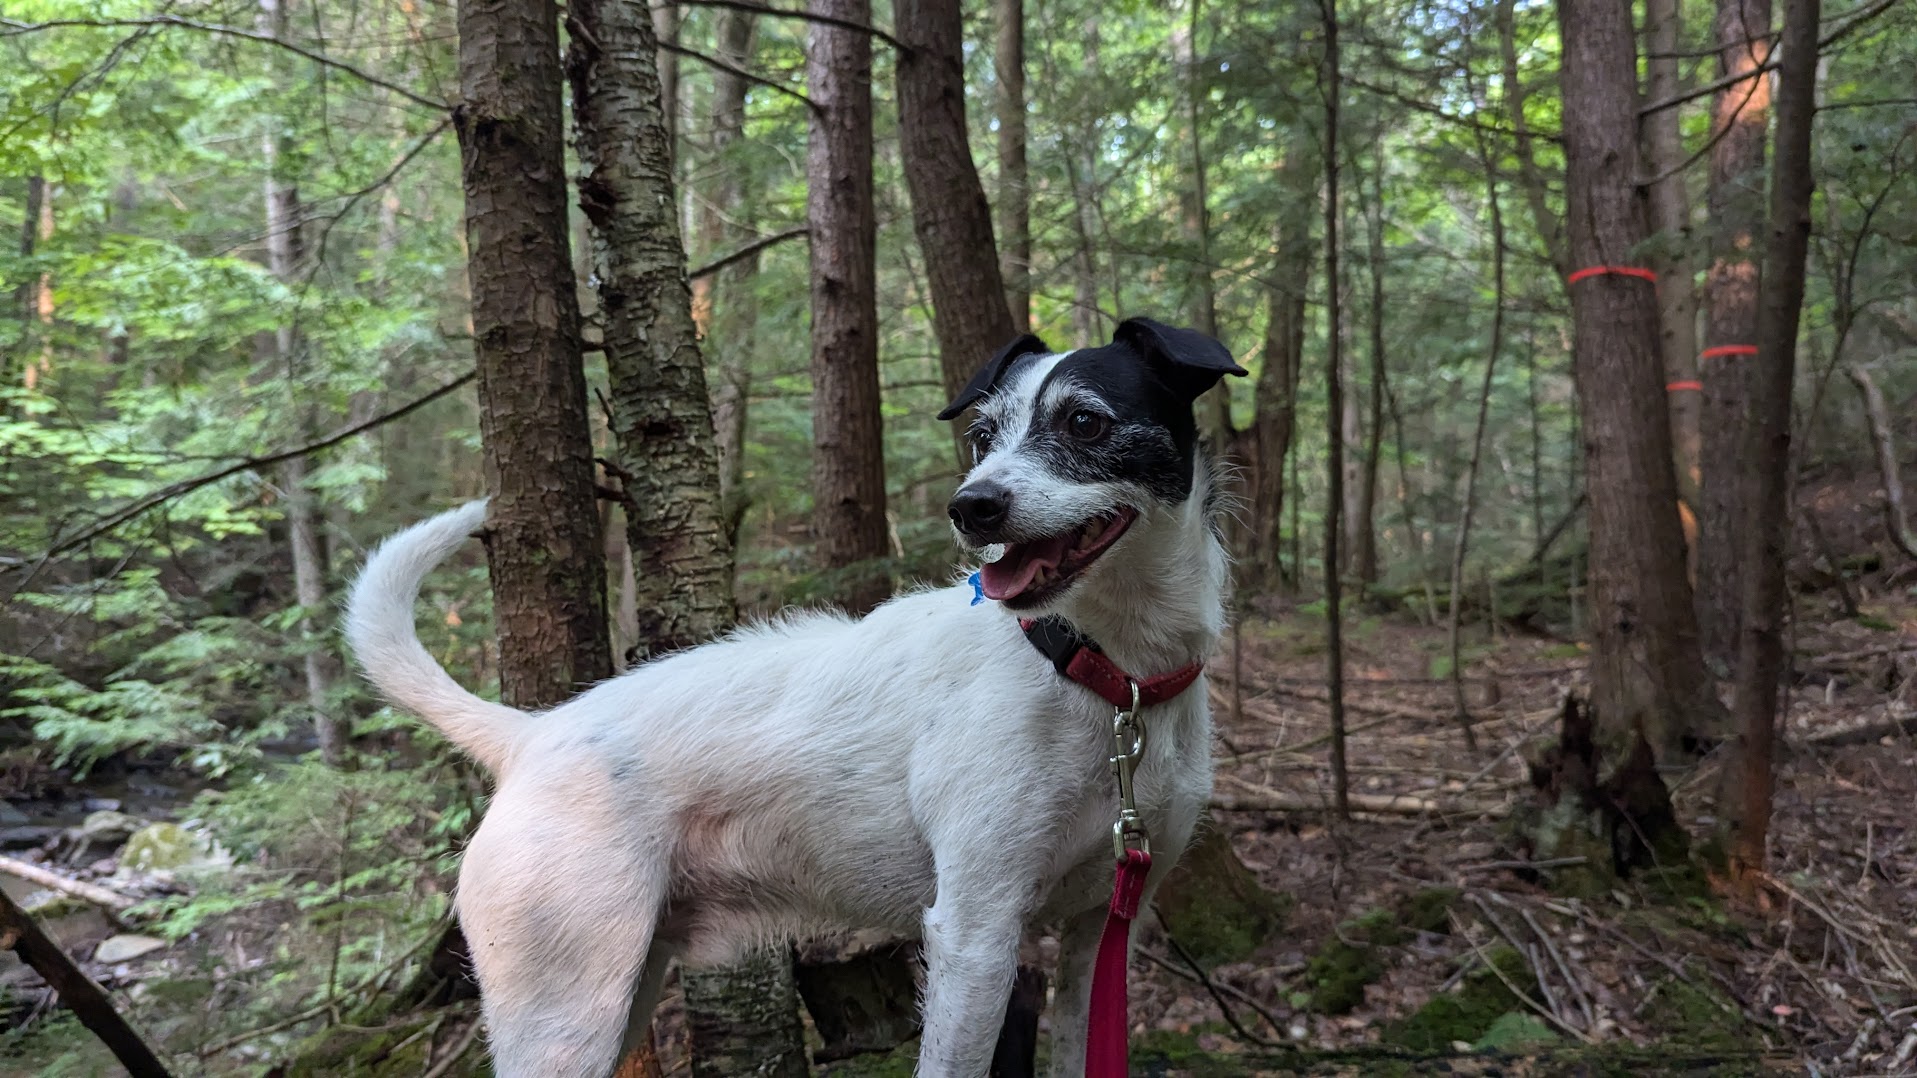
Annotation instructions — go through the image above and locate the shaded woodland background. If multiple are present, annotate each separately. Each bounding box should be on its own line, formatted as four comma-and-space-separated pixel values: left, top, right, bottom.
1, 0, 1916, 1071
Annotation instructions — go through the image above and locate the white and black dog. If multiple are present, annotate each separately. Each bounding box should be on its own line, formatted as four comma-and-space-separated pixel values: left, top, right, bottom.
344, 318, 1246, 1077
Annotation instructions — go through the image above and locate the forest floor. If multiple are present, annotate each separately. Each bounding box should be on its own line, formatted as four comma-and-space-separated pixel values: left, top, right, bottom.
4, 567, 1915, 1075
1114, 588, 1917, 1076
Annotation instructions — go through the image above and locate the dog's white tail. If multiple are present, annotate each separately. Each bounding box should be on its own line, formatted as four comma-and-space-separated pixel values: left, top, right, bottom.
344, 500, 525, 773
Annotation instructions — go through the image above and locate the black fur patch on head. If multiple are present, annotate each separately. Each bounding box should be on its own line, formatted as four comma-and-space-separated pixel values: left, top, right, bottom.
938, 333, 1051, 420
1014, 321, 1247, 504
1022, 349, 1202, 503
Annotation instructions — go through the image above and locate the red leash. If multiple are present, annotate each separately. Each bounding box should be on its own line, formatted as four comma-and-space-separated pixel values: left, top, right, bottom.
1087, 847, 1151, 1075
1017, 617, 1202, 1077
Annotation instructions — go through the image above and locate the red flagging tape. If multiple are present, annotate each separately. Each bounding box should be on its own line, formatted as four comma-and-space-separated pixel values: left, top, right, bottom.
1701, 344, 1759, 358
1567, 265, 1658, 285
1666, 380, 1704, 392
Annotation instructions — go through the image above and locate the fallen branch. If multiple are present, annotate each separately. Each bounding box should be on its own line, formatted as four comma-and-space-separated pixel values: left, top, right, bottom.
1211, 774, 1508, 818
0, 855, 136, 912
0, 889, 173, 1077
1809, 713, 1917, 747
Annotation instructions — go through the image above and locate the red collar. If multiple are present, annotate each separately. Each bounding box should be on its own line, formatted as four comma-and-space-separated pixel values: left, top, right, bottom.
1018, 616, 1205, 710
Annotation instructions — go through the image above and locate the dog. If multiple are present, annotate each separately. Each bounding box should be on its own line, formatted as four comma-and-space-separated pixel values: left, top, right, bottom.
344, 317, 1246, 1077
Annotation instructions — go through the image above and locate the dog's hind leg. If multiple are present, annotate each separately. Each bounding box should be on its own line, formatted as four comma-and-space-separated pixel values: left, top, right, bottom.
458, 818, 668, 1078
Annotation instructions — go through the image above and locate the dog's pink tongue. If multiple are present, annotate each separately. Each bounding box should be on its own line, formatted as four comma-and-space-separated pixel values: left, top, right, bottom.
979, 534, 1074, 601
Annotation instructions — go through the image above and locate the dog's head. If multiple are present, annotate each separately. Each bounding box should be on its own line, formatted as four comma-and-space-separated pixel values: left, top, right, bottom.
938, 318, 1247, 612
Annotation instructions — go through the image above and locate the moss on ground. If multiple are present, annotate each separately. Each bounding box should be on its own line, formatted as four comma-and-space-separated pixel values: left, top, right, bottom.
1381, 945, 1537, 1052
1303, 888, 1459, 1015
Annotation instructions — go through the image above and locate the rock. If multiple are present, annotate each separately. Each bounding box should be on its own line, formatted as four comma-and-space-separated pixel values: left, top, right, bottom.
119, 822, 228, 874
82, 798, 123, 813
0, 826, 61, 850
61, 810, 147, 865
93, 934, 167, 964
78, 810, 142, 841
0, 802, 28, 826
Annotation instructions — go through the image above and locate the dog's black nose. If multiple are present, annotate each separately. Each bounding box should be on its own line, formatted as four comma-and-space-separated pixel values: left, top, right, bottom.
949, 483, 1011, 535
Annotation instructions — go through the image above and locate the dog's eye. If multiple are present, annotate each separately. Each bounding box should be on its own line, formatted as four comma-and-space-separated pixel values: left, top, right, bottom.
1066, 410, 1110, 442
970, 427, 995, 462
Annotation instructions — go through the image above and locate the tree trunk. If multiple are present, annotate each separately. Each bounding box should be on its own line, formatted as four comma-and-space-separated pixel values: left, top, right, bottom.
682, 947, 810, 1078
568, 0, 736, 659
896, 0, 1018, 410
1355, 147, 1387, 589
1642, 0, 1702, 516
454, 0, 612, 711
809, 0, 889, 614
7, 176, 47, 395
1496, 0, 1569, 277
1555, 0, 1722, 854
702, 10, 761, 553
568, 1, 806, 1069
1247, 151, 1316, 590
1724, 0, 1817, 880
1321, 0, 1349, 821
259, 0, 348, 767
1847, 365, 1917, 558
995, 0, 1029, 333
1445, 125, 1505, 751
1695, 0, 1773, 671
1046, 15, 1105, 343
1173, 0, 1231, 444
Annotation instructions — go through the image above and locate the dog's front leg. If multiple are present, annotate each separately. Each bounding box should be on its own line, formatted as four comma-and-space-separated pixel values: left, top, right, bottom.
916, 895, 1023, 1078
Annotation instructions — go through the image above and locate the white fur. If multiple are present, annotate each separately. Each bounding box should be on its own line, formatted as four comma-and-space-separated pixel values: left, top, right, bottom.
344, 379, 1225, 1078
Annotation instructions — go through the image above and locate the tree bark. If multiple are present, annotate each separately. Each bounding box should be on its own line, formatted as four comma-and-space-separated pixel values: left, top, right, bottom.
568, 0, 736, 659
896, 0, 1018, 411
1724, 0, 1817, 880
568, 1, 806, 1068
1642, 0, 1702, 517
1321, 0, 1349, 821
1557, 0, 1723, 819
809, 0, 890, 614
454, 0, 612, 710
682, 947, 810, 1078
995, 0, 1029, 333
1695, 0, 1773, 671
0, 890, 173, 1077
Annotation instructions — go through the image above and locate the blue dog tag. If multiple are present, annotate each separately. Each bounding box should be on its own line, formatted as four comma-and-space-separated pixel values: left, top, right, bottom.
968, 571, 985, 606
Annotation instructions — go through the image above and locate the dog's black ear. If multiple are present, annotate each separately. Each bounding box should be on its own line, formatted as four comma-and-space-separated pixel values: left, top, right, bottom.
1113, 318, 1248, 402
937, 333, 1052, 420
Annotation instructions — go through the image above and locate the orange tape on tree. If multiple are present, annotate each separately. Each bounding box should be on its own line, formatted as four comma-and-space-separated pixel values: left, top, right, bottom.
1567, 265, 1658, 285
1700, 344, 1759, 358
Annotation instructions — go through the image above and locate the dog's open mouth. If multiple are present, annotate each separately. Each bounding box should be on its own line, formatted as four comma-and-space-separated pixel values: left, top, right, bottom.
977, 507, 1138, 605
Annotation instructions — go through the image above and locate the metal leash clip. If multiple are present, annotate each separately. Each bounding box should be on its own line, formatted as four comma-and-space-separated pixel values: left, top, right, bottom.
1110, 679, 1151, 859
